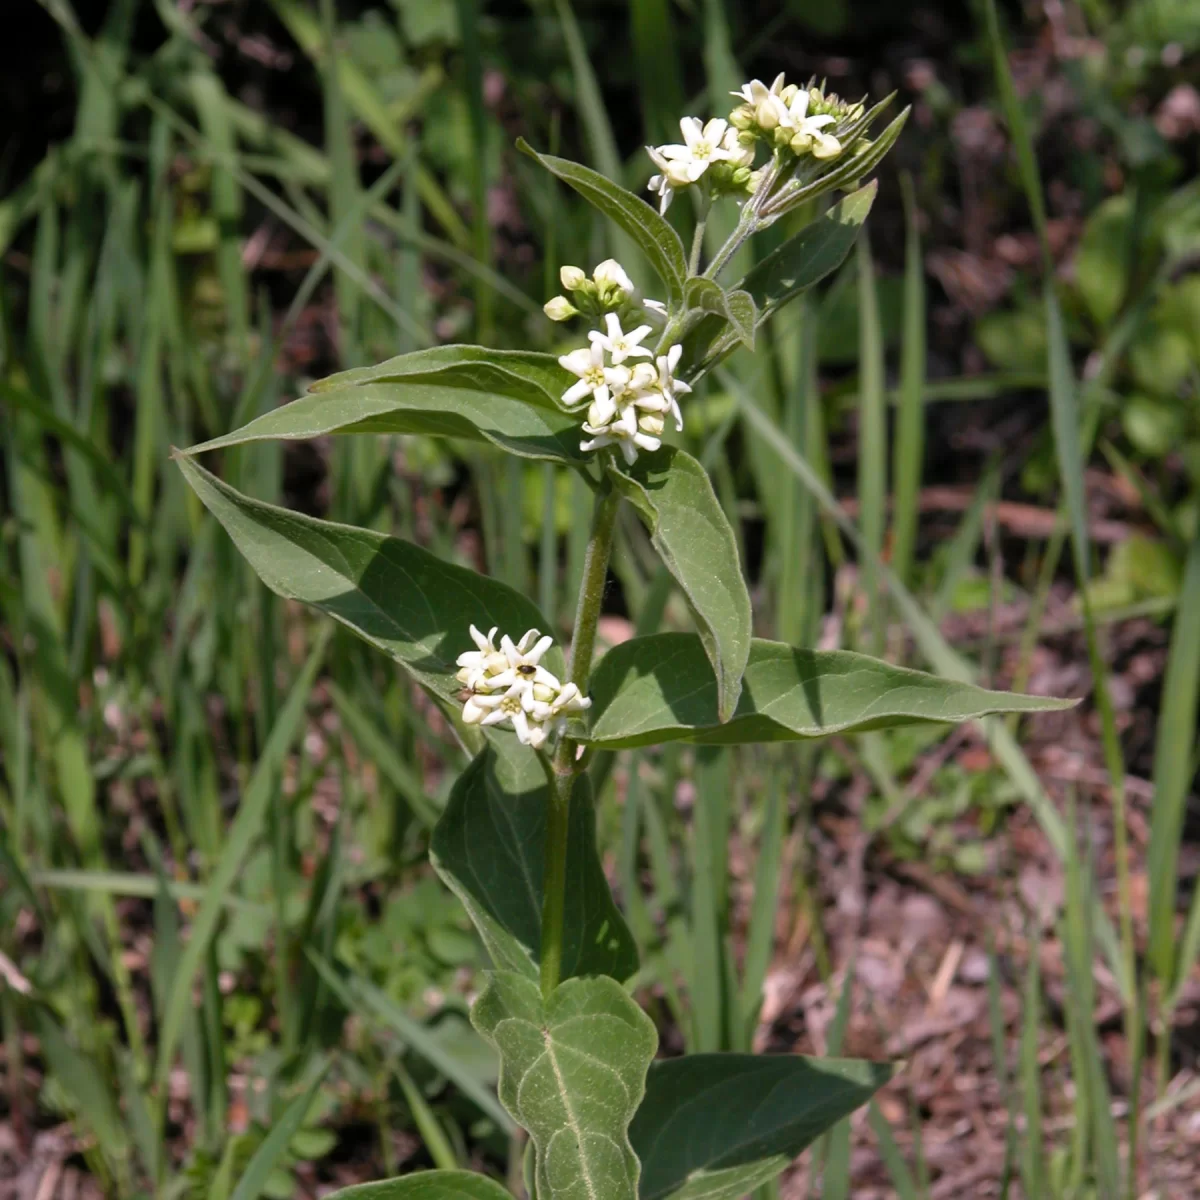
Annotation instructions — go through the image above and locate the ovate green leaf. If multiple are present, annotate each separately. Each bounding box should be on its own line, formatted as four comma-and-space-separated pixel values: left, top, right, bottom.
472, 972, 658, 1200
184, 346, 584, 464
608, 449, 752, 722
586, 634, 1075, 748
517, 139, 687, 309
321, 1169, 514, 1200
174, 457, 562, 702
630, 1053, 892, 1200
431, 740, 638, 982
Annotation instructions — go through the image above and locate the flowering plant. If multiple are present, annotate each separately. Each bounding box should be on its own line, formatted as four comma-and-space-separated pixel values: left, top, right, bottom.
175, 74, 1067, 1200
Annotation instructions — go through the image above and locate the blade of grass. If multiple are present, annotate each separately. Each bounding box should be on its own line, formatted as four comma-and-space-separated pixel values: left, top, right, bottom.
229, 1062, 330, 1200
856, 232, 887, 653
892, 173, 926, 591
154, 627, 330, 1094
738, 770, 785, 1047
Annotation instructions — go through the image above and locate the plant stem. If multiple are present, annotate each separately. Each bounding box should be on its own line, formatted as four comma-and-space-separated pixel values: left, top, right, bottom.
539, 478, 620, 1000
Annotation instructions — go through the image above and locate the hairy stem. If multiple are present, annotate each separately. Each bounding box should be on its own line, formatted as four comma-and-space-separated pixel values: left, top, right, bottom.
539, 478, 620, 999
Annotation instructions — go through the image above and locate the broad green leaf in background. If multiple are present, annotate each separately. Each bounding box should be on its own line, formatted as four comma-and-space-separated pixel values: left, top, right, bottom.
586, 634, 1075, 749
517, 138, 688, 310
431, 739, 638, 983
174, 458, 563, 703
321, 1169, 515, 1200
630, 1053, 892, 1200
185, 346, 585, 465
472, 972, 658, 1200
609, 448, 752, 722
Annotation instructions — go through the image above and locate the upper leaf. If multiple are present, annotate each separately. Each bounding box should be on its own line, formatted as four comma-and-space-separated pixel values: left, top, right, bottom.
320, 1169, 514, 1200
174, 457, 563, 702
608, 449, 752, 723
518, 139, 688, 310
742, 182, 876, 319
183, 345, 585, 464
472, 971, 659, 1200
431, 739, 638, 983
630, 1053, 892, 1200
683, 280, 756, 351
678, 184, 875, 378
586, 633, 1076, 748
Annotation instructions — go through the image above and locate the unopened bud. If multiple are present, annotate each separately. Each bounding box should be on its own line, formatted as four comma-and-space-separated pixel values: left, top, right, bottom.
638, 411, 665, 437
757, 100, 779, 130
781, 83, 799, 105
593, 259, 634, 291
559, 265, 586, 290
731, 166, 751, 187
729, 105, 754, 131
543, 295, 578, 321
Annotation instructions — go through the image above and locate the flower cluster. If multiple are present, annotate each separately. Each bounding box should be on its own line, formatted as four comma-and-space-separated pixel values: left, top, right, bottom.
645, 74, 863, 213
544, 258, 666, 324
456, 625, 590, 750
559, 320, 689, 465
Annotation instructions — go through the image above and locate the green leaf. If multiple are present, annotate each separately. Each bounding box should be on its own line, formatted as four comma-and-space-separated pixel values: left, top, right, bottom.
683, 280, 756, 350
321, 1169, 514, 1200
472, 971, 658, 1200
586, 634, 1076, 749
431, 739, 638, 983
173, 457, 562, 704
184, 346, 585, 465
630, 1053, 892, 1200
517, 139, 687, 309
608, 449, 752, 722
744, 182, 876, 318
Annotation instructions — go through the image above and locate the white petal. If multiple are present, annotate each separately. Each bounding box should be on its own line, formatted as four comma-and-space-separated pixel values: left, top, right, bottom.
526, 635, 553, 664
500, 635, 519, 665
510, 710, 531, 743
805, 114, 836, 130
703, 117, 728, 144
603, 312, 622, 339
456, 649, 483, 668
643, 298, 667, 316
533, 665, 562, 689
812, 133, 842, 159
526, 721, 548, 750
580, 434, 612, 453
633, 431, 662, 452
562, 378, 592, 407
516, 628, 541, 653
658, 143, 691, 160
684, 159, 709, 182
679, 116, 703, 147
666, 344, 683, 372
462, 698, 485, 724
559, 347, 593, 377
480, 709, 510, 727
620, 440, 639, 465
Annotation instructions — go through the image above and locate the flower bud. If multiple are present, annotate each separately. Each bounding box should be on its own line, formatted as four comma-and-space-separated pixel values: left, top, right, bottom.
731, 166, 751, 187
756, 100, 779, 130
560, 265, 586, 290
543, 295, 578, 321
729, 105, 755, 131
638, 411, 665, 437
781, 83, 798, 105
593, 259, 634, 292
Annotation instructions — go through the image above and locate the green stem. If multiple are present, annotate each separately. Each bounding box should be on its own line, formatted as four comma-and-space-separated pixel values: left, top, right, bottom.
539, 479, 621, 1000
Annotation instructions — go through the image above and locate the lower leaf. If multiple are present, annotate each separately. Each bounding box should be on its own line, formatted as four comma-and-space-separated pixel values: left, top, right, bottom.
431, 739, 638, 983
630, 1053, 892, 1200
471, 972, 659, 1200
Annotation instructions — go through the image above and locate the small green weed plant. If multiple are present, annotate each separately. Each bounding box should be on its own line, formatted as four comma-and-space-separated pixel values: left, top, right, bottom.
176, 76, 1069, 1200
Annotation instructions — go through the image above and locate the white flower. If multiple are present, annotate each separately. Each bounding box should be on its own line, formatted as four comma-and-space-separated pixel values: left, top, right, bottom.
646, 145, 692, 214
528, 681, 592, 733
495, 628, 560, 693
581, 402, 662, 466
558, 341, 631, 409
655, 117, 734, 183
455, 624, 508, 691
592, 259, 634, 294
731, 73, 788, 129
778, 90, 842, 159
721, 125, 755, 169
653, 344, 691, 431
588, 313, 653, 365
461, 680, 544, 746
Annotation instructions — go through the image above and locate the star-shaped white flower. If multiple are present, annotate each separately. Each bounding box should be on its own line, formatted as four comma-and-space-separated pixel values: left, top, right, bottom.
558, 341, 631, 409
779, 90, 842, 159
494, 629, 560, 693
455, 624, 508, 690
461, 680, 545, 746
655, 117, 734, 183
581, 403, 661, 465
646, 145, 692, 214
731, 73, 788, 129
588, 313, 653, 365
653, 344, 691, 431
528, 681, 592, 728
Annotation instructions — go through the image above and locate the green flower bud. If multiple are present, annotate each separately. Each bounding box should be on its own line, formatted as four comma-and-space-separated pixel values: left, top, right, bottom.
729, 105, 755, 131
